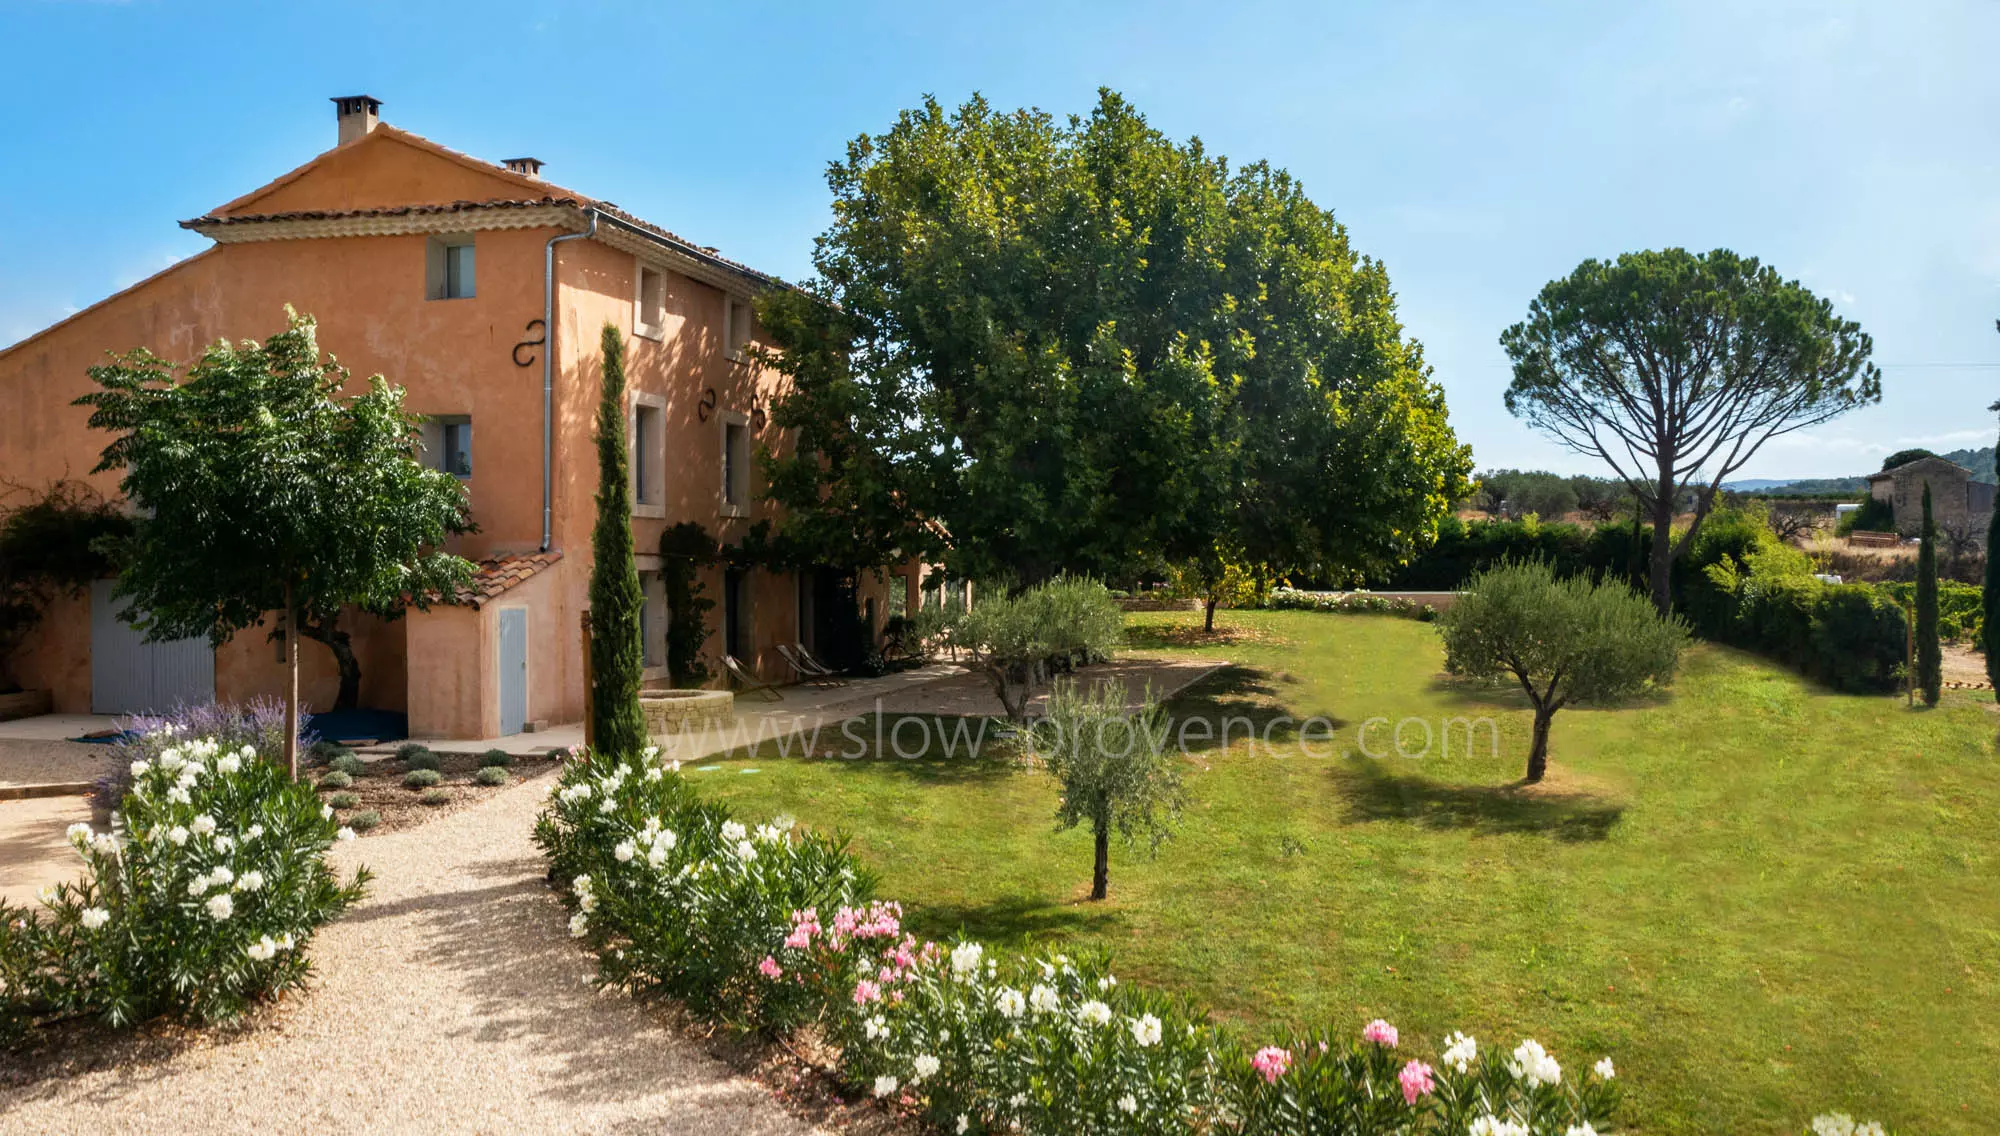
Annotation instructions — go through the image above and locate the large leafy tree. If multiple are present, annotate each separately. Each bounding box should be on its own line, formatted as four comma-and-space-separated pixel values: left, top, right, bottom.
1500, 249, 1880, 613
77, 311, 475, 774
759, 90, 1470, 588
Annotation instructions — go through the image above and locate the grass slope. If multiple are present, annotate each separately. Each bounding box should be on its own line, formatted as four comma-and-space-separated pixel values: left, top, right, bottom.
691, 610, 1999, 1134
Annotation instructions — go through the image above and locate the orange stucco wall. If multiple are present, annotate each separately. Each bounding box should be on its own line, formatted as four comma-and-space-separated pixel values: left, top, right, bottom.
0, 124, 930, 734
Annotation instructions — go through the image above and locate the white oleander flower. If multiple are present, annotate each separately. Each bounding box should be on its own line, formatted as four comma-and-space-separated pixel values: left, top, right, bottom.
1028, 984, 1060, 1014
238, 744, 255, 759
1854, 1124, 1886, 1136
336, 827, 356, 842
167, 825, 190, 846
188, 880, 207, 897
1468, 1118, 1529, 1136
1507, 1039, 1561, 1088
950, 941, 984, 975
89, 833, 121, 858
205, 893, 234, 921
569, 912, 589, 937
246, 823, 264, 841
1097, 974, 1117, 990
216, 755, 240, 775
912, 1054, 940, 1082
578, 891, 597, 914
1593, 1056, 1614, 1080
1117, 1094, 1138, 1115
1441, 1031, 1477, 1073
130, 760, 151, 778
721, 821, 747, 843
1564, 1125, 1598, 1136
956, 1116, 969, 1134
236, 870, 265, 893
614, 840, 635, 862
1131, 1013, 1162, 1047
872, 1075, 898, 1098
755, 823, 784, 843
276, 932, 295, 951
995, 988, 1025, 1019
642, 745, 659, 761
597, 797, 615, 814
1810, 1117, 1857, 1136
1076, 1000, 1112, 1027
166, 786, 192, 805
67, 822, 93, 847
79, 907, 110, 930
246, 935, 277, 961
734, 840, 758, 863
321, 804, 334, 820
864, 1014, 890, 1040
209, 865, 234, 886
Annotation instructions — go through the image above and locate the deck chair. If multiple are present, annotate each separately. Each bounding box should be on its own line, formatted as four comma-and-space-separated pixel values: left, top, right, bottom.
723, 654, 783, 701
794, 642, 846, 680
777, 643, 847, 686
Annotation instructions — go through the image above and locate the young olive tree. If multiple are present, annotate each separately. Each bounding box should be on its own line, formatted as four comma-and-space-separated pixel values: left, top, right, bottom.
1436, 560, 1687, 783
1033, 679, 1182, 900
959, 577, 1124, 721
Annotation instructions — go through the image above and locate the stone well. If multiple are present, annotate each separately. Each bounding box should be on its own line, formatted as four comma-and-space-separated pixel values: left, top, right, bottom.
639, 689, 735, 738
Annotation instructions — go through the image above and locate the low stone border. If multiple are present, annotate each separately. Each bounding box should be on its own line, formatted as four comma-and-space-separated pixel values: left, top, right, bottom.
0, 781, 95, 802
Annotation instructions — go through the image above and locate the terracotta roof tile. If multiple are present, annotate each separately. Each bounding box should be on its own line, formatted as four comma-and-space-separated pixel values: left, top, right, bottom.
451, 550, 563, 609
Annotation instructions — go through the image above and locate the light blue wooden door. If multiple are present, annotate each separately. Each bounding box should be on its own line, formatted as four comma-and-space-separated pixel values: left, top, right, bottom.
91, 580, 215, 715
497, 608, 528, 736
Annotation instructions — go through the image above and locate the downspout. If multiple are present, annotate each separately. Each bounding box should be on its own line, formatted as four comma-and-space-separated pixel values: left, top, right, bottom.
542, 208, 598, 552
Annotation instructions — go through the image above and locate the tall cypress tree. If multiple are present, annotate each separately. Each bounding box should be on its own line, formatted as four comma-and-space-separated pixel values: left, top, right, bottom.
588, 323, 648, 756
1987, 426, 2000, 699
1916, 481, 1941, 706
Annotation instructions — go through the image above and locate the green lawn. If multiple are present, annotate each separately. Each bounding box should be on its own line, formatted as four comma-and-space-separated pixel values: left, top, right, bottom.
691, 609, 2000, 1134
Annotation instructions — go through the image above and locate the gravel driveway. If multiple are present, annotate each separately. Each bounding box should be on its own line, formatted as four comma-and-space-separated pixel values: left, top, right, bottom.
0, 767, 819, 1135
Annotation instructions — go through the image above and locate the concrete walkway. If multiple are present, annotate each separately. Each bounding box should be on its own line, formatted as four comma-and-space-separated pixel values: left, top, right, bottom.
0, 767, 820, 1135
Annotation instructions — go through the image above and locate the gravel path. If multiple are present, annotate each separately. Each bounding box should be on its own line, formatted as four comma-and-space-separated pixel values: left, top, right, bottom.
0, 768, 819, 1135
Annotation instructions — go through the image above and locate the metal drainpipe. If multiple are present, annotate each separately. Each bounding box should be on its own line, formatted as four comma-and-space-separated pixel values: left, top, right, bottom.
541, 208, 598, 552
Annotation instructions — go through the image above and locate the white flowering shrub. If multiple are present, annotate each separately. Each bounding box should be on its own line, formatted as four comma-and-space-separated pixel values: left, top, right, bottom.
1807, 1115, 1890, 1136
532, 747, 870, 1027
537, 745, 1627, 1134
1, 734, 368, 1038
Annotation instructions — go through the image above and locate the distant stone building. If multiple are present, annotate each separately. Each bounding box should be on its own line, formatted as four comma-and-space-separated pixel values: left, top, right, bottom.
1865, 456, 1995, 538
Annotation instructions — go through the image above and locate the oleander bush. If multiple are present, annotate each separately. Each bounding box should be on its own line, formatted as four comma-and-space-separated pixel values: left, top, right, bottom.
326, 791, 360, 810
0, 733, 367, 1039
318, 771, 353, 790
479, 748, 514, 768
90, 698, 297, 818
403, 769, 442, 789
473, 766, 510, 786
536, 748, 1623, 1134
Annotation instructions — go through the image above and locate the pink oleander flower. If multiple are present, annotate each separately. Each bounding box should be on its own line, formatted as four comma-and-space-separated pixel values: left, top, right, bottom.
1251, 1046, 1292, 1084
758, 956, 784, 980
1398, 1060, 1435, 1105
1363, 1019, 1399, 1048
854, 979, 882, 1005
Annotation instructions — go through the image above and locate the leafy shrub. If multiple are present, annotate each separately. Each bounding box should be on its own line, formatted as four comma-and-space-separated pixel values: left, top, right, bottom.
403, 769, 442, 789
306, 738, 352, 765
418, 788, 450, 806
346, 810, 381, 832
479, 748, 514, 768
399, 745, 440, 771
0, 733, 367, 1035
326, 791, 360, 810
537, 751, 1623, 1134
318, 771, 353, 790
327, 752, 367, 777
92, 698, 299, 817
1882, 580, 1983, 645
1371, 516, 1646, 592
473, 766, 510, 787
1835, 496, 1894, 535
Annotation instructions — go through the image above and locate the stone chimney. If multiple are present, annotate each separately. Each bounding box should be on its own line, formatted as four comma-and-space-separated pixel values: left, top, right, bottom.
331, 95, 382, 145
503, 157, 545, 178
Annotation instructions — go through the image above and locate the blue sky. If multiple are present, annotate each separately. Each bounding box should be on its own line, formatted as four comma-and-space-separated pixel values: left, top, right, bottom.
5, 0, 1998, 479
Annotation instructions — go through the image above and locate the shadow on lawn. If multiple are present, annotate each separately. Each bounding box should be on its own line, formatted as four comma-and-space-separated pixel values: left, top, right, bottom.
1426, 673, 1673, 713
1165, 666, 1336, 752
905, 893, 1126, 950
1332, 759, 1624, 843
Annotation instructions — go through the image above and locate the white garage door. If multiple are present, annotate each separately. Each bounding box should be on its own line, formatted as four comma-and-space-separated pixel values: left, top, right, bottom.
91, 580, 215, 715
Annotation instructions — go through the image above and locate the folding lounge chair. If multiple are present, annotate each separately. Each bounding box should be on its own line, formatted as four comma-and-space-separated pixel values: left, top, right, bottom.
794, 643, 847, 680
723, 654, 783, 701
777, 643, 847, 686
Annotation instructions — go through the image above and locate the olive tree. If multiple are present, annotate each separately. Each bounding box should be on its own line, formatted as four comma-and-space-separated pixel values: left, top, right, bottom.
1436, 560, 1687, 782
959, 577, 1123, 721
1032, 679, 1181, 900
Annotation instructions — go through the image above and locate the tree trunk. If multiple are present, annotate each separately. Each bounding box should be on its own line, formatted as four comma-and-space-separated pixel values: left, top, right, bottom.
298, 612, 361, 711
1647, 491, 1676, 616
1203, 597, 1218, 634
1090, 816, 1110, 900
283, 580, 299, 780
1526, 704, 1555, 783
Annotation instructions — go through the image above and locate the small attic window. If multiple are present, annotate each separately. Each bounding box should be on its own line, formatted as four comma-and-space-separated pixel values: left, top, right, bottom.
426, 235, 476, 300
635, 262, 667, 339
724, 295, 754, 360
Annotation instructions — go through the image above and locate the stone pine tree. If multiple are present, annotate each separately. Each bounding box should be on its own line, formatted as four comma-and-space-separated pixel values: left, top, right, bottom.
1916, 482, 1942, 706
588, 323, 647, 757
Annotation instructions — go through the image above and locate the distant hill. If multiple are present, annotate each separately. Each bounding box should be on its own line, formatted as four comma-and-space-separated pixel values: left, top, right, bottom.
1727, 445, 1996, 495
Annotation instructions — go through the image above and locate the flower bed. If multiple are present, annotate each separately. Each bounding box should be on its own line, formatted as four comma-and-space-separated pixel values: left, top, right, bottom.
2, 730, 369, 1045
536, 748, 1623, 1134
1266, 588, 1447, 620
